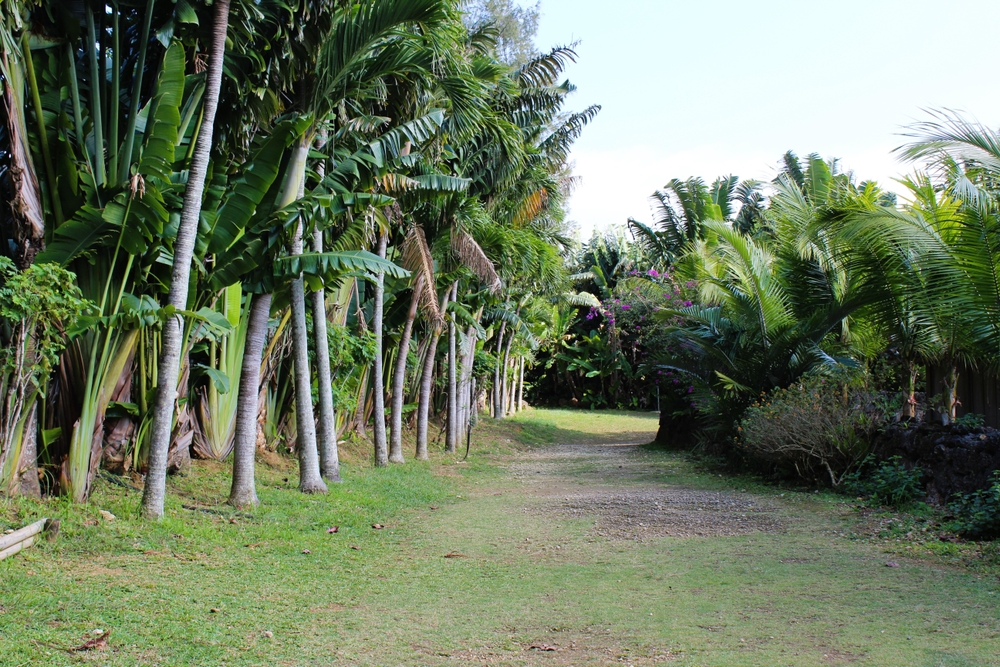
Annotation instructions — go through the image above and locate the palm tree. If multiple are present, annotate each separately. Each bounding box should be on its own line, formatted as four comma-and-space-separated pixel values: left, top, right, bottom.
142, 0, 232, 519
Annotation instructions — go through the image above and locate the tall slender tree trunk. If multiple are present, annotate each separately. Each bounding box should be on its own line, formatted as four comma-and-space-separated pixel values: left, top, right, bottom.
445, 284, 458, 453
492, 321, 505, 418
142, 0, 231, 519
457, 322, 476, 436
311, 230, 340, 481
943, 363, 959, 425
229, 293, 270, 507
372, 231, 389, 466
499, 324, 514, 418
310, 133, 340, 482
280, 135, 326, 493
902, 359, 918, 420
516, 356, 524, 413
416, 287, 450, 459
389, 274, 423, 463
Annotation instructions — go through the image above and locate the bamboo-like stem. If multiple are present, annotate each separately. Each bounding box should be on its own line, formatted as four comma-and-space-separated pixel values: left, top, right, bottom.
118, 0, 155, 184
85, 7, 106, 186
65, 44, 94, 173
21, 33, 62, 224
109, 4, 121, 179
0, 518, 46, 553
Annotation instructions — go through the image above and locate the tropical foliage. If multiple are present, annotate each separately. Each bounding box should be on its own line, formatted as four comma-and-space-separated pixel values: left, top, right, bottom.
538, 119, 1000, 489
0, 0, 597, 511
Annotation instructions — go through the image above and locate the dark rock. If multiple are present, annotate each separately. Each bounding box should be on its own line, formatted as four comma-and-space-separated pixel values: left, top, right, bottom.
874, 422, 1000, 503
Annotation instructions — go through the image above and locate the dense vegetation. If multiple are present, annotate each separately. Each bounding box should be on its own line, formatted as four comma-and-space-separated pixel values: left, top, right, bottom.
530, 128, 1000, 530
0, 0, 597, 515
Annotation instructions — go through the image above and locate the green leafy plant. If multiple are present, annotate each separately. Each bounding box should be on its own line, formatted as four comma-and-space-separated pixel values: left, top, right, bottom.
0, 259, 90, 493
947, 472, 1000, 539
842, 455, 924, 508
953, 413, 985, 429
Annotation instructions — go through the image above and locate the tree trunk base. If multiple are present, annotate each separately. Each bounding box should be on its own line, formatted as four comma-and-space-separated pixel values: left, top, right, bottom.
299, 477, 328, 494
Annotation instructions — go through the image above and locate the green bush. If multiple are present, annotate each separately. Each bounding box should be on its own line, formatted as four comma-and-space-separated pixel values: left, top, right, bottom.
948, 472, 1000, 539
737, 370, 884, 485
954, 412, 985, 429
842, 456, 924, 508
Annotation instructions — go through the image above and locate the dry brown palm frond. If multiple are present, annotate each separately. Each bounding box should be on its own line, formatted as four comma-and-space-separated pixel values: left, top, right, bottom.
378, 173, 420, 194
512, 188, 548, 227
452, 228, 501, 293
400, 226, 442, 323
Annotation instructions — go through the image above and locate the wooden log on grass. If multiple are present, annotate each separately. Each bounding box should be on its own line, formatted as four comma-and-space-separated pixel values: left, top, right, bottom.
0, 518, 51, 562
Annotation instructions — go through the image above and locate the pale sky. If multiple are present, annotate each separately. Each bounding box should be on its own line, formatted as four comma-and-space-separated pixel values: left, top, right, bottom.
533, 0, 1000, 238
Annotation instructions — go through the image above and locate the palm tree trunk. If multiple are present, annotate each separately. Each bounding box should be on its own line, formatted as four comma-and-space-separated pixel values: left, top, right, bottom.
228, 293, 270, 507
902, 359, 918, 420
445, 284, 458, 453
142, 0, 231, 519
389, 274, 423, 463
372, 231, 389, 467
311, 229, 341, 481
290, 231, 326, 493
417, 287, 450, 459
499, 326, 514, 418
457, 323, 476, 435
516, 356, 524, 412
943, 363, 959, 425
492, 321, 505, 418
310, 132, 340, 482
280, 135, 327, 493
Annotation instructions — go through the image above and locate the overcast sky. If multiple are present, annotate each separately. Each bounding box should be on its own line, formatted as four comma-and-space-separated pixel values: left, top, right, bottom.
532, 0, 1000, 238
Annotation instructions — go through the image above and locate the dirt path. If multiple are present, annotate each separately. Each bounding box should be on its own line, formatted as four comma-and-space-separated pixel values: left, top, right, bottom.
509, 441, 782, 540
372, 411, 1000, 667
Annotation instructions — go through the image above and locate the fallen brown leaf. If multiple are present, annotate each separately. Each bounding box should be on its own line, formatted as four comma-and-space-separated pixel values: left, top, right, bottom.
528, 644, 557, 651
371, 523, 385, 530
429, 506, 438, 510
885, 561, 900, 568
302, 549, 311, 554
443, 551, 466, 558
349, 545, 360, 550
210, 608, 220, 614
327, 526, 339, 534
71, 631, 110, 652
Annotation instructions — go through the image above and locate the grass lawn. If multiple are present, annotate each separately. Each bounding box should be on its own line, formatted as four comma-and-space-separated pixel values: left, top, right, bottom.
1, 408, 998, 666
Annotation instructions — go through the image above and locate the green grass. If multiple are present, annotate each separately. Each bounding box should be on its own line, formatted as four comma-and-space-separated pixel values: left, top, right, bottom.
2, 409, 999, 666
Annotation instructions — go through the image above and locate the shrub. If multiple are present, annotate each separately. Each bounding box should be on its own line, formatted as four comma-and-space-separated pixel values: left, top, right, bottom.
953, 412, 985, 429
842, 456, 924, 508
737, 370, 885, 485
948, 472, 1000, 540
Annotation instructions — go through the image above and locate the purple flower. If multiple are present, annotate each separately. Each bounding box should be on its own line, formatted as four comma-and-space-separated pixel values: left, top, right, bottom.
690, 402, 696, 408
647, 269, 660, 278
687, 386, 694, 394
685, 281, 696, 288
621, 304, 631, 310
683, 300, 692, 307
672, 379, 679, 385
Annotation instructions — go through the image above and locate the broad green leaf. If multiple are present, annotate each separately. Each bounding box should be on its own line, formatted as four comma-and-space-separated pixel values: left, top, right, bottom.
139, 41, 185, 180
